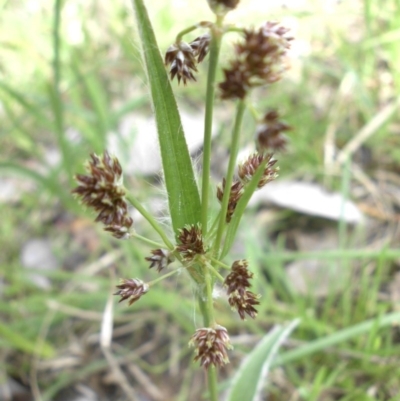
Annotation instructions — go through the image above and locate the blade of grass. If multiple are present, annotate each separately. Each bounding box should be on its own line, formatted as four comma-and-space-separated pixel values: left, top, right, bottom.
274, 311, 400, 367
0, 321, 54, 358
226, 319, 300, 401
130, 0, 201, 234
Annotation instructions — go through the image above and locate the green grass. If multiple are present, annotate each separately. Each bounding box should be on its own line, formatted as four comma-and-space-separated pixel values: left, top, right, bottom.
1, 0, 400, 399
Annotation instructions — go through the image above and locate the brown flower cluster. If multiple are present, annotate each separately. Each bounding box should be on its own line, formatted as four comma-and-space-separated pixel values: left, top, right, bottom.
216, 179, 244, 223
176, 224, 206, 260
114, 278, 149, 306
165, 34, 211, 85
72, 151, 133, 239
256, 110, 292, 152
238, 153, 278, 188
219, 21, 292, 100
145, 249, 175, 272
189, 325, 232, 369
207, 0, 240, 14
224, 260, 260, 319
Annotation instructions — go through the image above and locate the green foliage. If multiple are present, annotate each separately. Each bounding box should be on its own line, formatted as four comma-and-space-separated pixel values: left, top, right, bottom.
1, 0, 400, 399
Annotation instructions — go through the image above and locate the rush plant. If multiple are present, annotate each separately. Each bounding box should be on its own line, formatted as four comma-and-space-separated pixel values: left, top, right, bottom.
73, 0, 298, 399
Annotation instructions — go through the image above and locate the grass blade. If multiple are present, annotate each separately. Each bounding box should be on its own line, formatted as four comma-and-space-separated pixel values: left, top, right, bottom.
130, 0, 201, 234
226, 319, 300, 401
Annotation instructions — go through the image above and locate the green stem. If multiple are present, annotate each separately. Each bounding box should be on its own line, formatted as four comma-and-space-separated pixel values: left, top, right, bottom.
176, 21, 213, 42
205, 261, 225, 283
213, 99, 246, 255
131, 234, 166, 249
204, 265, 219, 401
125, 192, 174, 250
209, 256, 230, 270
207, 367, 219, 401
148, 269, 180, 286
201, 24, 223, 236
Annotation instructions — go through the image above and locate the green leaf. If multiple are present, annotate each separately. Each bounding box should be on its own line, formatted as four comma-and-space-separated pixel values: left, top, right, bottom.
221, 158, 270, 258
130, 0, 201, 234
0, 321, 55, 358
226, 319, 300, 401
274, 311, 400, 367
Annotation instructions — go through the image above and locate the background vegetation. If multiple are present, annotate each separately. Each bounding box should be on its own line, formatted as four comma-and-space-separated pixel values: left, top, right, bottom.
1, 0, 400, 400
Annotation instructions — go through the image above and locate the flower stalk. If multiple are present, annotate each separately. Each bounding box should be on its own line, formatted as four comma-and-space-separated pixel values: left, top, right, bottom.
73, 0, 294, 398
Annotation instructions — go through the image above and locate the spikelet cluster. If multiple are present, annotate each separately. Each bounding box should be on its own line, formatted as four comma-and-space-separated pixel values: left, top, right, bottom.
72, 151, 133, 239
219, 21, 292, 100
224, 260, 260, 319
256, 110, 292, 152
165, 34, 211, 85
189, 325, 232, 368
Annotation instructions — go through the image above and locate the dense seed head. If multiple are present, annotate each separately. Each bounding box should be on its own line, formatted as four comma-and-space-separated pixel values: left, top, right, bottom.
224, 260, 260, 319
114, 278, 149, 306
256, 110, 292, 152
165, 41, 198, 85
72, 151, 133, 238
189, 325, 232, 369
145, 249, 175, 272
207, 0, 240, 15
219, 21, 292, 100
238, 152, 278, 188
216, 179, 244, 223
176, 224, 206, 260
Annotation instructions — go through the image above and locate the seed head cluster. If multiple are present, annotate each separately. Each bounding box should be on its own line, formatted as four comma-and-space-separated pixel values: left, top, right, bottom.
165, 34, 211, 85
224, 260, 260, 319
114, 278, 149, 306
207, 0, 240, 15
219, 21, 292, 100
176, 224, 206, 260
256, 110, 292, 152
145, 249, 175, 272
72, 151, 133, 239
217, 179, 244, 223
189, 325, 232, 369
238, 153, 278, 188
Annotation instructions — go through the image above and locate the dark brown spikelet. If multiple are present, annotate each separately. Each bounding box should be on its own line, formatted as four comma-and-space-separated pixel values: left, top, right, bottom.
145, 249, 175, 272
189, 325, 232, 369
190, 33, 211, 63
256, 110, 292, 152
224, 260, 260, 320
165, 41, 197, 85
217, 179, 244, 222
72, 151, 133, 239
207, 0, 240, 14
238, 153, 278, 189
114, 278, 149, 306
176, 224, 205, 260
219, 21, 292, 100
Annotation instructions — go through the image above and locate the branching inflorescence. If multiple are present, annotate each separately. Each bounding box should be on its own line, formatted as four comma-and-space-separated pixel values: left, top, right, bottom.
73, 0, 294, 384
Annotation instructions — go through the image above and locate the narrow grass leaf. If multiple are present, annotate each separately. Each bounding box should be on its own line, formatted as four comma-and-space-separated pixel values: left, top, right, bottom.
274, 311, 400, 367
226, 319, 300, 401
0, 321, 55, 358
0, 82, 54, 131
130, 0, 201, 234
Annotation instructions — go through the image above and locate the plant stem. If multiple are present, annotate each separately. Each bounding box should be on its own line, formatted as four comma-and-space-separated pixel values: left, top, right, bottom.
148, 269, 180, 286
207, 367, 219, 401
125, 192, 174, 250
204, 265, 219, 401
213, 99, 246, 255
131, 233, 166, 249
176, 21, 213, 42
201, 23, 223, 236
